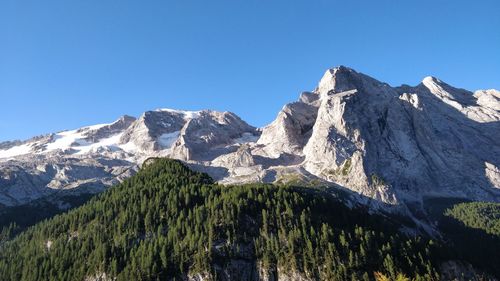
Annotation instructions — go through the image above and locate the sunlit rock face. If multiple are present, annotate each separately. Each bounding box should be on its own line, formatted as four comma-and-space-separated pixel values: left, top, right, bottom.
1, 66, 499, 208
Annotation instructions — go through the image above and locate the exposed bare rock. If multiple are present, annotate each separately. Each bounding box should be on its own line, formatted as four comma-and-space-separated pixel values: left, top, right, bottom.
170, 110, 257, 161
83, 115, 136, 142
258, 102, 318, 157
119, 109, 186, 152
0, 66, 498, 210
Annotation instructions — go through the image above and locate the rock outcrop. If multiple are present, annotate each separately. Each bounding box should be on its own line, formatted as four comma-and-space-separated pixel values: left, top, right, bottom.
1, 66, 499, 209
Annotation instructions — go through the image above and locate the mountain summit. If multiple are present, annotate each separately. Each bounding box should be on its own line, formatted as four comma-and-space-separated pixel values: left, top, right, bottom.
1, 66, 499, 208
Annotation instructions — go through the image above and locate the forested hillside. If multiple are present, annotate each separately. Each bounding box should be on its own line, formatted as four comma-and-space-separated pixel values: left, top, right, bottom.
433, 201, 500, 278
0, 159, 497, 280
445, 202, 500, 236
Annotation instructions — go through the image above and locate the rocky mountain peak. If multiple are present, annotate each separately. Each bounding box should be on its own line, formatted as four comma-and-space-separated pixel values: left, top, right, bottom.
260, 66, 499, 206
82, 115, 137, 142
420, 76, 476, 106
0, 66, 498, 210
421, 75, 441, 85
316, 65, 381, 96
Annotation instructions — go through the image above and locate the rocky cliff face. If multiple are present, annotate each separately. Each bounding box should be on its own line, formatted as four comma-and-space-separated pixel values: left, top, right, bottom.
0, 109, 258, 206
299, 67, 500, 205
1, 66, 499, 209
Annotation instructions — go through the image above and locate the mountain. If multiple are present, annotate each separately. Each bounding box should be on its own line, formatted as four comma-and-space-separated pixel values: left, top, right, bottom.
0, 110, 258, 206
1, 158, 497, 281
0, 66, 499, 211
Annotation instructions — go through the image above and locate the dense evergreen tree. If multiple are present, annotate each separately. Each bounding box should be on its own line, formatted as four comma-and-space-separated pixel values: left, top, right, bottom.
428, 200, 500, 278
0, 159, 496, 280
444, 202, 500, 236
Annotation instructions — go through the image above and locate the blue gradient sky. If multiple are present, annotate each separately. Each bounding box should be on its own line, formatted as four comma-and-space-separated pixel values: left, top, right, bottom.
1, 0, 499, 141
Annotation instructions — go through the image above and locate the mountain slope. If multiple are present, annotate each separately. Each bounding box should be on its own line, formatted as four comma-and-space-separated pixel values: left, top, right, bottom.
0, 110, 258, 206
424, 198, 500, 278
0, 66, 499, 210
0, 158, 473, 281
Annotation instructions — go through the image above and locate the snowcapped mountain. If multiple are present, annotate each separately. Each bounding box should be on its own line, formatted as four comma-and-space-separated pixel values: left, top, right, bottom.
0, 109, 258, 206
1, 66, 499, 209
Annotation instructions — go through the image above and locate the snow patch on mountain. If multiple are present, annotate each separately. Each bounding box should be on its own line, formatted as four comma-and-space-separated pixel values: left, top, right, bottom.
75, 134, 123, 155
157, 108, 202, 120
1, 66, 499, 210
158, 131, 180, 148
45, 130, 86, 152
0, 143, 32, 159
233, 132, 259, 144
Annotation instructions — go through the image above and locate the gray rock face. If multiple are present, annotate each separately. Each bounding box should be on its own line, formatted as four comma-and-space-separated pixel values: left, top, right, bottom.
302, 67, 500, 204
1, 66, 499, 209
0, 108, 258, 206
170, 110, 257, 161
0, 140, 23, 150
84, 115, 136, 142
119, 110, 186, 152
0, 155, 136, 206
258, 101, 318, 156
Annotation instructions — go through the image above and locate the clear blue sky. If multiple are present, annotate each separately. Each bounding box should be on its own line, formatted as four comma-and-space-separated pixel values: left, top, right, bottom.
1, 0, 499, 142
